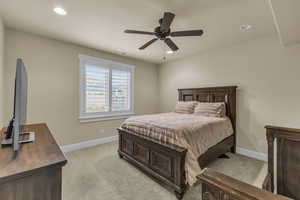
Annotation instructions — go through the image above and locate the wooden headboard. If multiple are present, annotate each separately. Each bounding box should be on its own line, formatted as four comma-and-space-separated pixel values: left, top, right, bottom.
178, 86, 237, 149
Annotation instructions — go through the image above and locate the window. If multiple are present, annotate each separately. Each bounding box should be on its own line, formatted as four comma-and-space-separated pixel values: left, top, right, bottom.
79, 55, 135, 122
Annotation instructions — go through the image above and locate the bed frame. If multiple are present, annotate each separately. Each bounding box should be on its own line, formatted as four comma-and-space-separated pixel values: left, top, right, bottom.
117, 86, 237, 199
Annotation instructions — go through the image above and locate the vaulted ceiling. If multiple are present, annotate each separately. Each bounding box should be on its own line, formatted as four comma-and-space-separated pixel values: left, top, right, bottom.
0, 0, 298, 64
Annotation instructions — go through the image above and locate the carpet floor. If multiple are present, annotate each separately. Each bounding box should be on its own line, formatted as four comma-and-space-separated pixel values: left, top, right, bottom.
62, 141, 266, 200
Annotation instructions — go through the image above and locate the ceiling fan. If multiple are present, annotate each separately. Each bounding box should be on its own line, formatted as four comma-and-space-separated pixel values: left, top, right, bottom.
124, 12, 204, 52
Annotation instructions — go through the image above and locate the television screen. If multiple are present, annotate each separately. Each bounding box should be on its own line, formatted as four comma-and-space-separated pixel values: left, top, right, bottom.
13, 58, 28, 151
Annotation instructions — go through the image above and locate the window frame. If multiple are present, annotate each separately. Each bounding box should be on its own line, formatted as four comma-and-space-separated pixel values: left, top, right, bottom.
79, 54, 135, 122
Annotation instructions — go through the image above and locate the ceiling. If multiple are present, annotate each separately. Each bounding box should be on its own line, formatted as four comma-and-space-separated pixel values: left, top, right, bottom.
0, 0, 284, 64
269, 0, 300, 46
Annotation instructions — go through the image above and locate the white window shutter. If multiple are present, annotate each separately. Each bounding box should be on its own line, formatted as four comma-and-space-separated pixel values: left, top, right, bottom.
85, 64, 109, 113
79, 55, 135, 122
112, 69, 131, 111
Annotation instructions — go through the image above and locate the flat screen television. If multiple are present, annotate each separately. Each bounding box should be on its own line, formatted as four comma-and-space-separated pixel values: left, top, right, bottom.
1, 58, 34, 152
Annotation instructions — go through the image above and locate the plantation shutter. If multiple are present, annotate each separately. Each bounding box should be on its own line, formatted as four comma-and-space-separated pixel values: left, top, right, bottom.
85, 64, 109, 113
80, 55, 134, 121
112, 69, 131, 111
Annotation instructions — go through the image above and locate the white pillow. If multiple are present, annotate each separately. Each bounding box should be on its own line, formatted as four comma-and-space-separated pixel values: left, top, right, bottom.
174, 101, 197, 114
194, 102, 226, 117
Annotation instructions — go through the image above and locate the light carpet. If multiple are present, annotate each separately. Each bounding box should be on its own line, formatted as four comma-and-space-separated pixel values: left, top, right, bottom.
62, 141, 266, 200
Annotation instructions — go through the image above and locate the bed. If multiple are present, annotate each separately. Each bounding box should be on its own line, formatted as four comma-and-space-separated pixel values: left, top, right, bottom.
117, 86, 237, 199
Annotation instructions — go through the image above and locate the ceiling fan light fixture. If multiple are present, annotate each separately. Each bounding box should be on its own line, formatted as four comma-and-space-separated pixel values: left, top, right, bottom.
124, 12, 204, 51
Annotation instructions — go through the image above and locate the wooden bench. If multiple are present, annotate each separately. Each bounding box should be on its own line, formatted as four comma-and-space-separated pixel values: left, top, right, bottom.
264, 126, 300, 199
198, 168, 289, 200
198, 125, 300, 200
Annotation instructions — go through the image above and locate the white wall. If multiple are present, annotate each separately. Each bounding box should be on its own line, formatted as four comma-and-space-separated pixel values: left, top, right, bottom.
159, 36, 300, 154
0, 16, 4, 128
4, 29, 159, 145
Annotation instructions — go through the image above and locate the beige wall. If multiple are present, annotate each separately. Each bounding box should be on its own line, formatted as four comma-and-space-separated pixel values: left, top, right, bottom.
4, 29, 159, 145
0, 16, 4, 128
159, 36, 300, 154
4, 28, 300, 154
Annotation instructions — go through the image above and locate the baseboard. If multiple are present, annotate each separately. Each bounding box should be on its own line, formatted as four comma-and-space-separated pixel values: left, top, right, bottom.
236, 147, 267, 162
61, 135, 118, 153
60, 136, 267, 162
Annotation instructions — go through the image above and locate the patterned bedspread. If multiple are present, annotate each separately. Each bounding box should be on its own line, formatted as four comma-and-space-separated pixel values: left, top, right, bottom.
121, 112, 233, 185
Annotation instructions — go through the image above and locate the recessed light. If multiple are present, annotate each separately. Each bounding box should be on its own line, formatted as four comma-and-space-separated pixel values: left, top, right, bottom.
166, 50, 174, 54
54, 7, 67, 16
240, 24, 252, 31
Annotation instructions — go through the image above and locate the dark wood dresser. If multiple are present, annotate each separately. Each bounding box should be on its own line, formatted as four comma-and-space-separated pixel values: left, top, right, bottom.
0, 123, 67, 200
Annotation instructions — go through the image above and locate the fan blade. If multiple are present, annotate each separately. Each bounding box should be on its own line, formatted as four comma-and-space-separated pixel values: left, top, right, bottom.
170, 30, 204, 37
160, 12, 175, 32
124, 30, 155, 35
164, 38, 179, 51
139, 38, 158, 50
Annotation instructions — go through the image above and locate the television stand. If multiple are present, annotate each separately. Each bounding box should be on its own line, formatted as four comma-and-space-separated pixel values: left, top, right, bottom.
0, 123, 67, 200
1, 131, 35, 146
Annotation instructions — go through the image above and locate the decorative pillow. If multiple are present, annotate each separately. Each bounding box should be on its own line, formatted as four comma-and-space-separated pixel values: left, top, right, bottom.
194, 102, 226, 117
174, 101, 197, 114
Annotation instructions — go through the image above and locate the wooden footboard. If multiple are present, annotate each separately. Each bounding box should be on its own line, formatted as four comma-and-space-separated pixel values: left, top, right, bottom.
118, 128, 235, 199
118, 128, 187, 199
198, 169, 289, 200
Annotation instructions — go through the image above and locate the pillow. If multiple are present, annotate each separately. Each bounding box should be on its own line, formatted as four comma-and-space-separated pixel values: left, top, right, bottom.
174, 101, 197, 114
194, 102, 226, 117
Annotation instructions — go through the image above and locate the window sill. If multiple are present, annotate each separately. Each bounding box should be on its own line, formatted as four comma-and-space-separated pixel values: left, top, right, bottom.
79, 113, 135, 123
